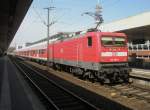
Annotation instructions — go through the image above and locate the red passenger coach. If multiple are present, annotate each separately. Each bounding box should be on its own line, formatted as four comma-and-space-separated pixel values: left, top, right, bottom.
15, 30, 130, 83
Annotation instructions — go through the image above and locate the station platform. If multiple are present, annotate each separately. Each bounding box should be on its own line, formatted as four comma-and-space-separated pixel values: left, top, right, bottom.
0, 56, 46, 110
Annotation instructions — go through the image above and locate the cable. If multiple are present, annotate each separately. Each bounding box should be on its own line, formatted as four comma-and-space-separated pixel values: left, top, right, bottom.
102, 0, 121, 7
32, 6, 47, 25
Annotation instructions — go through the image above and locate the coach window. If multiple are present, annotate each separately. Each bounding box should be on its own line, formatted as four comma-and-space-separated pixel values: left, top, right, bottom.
41, 49, 44, 54
36, 50, 38, 54
39, 50, 41, 54
87, 36, 92, 47
43, 49, 46, 54
33, 51, 35, 54
40, 49, 45, 54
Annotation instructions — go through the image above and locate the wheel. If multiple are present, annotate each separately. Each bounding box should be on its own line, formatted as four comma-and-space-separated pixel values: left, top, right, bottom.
123, 73, 129, 83
110, 72, 119, 84
97, 72, 110, 84
87, 72, 95, 83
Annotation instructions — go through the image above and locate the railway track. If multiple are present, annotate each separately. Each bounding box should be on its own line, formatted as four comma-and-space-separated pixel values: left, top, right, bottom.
25, 59, 150, 104
106, 84, 150, 103
130, 75, 150, 82
12, 58, 100, 110
10, 56, 150, 110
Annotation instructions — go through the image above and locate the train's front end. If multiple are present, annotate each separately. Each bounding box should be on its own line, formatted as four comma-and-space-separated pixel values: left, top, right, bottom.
98, 32, 130, 83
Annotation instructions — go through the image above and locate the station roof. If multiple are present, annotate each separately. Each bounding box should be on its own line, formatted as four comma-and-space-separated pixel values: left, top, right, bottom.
100, 11, 150, 38
0, 0, 32, 54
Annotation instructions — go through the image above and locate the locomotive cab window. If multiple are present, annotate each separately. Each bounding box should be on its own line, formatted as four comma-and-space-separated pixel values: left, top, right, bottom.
101, 37, 113, 46
114, 38, 126, 46
101, 37, 126, 46
87, 36, 92, 47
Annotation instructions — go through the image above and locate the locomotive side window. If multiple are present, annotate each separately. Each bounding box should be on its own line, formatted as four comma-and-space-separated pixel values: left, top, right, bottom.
87, 36, 92, 47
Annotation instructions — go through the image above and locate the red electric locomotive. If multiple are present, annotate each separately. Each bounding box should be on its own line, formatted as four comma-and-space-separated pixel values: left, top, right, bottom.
15, 30, 130, 83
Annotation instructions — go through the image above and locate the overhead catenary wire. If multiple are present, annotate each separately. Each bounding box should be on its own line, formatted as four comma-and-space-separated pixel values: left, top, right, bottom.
32, 6, 47, 26
101, 0, 121, 7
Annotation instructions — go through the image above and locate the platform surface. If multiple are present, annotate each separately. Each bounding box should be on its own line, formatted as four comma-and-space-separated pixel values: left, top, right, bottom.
0, 56, 46, 110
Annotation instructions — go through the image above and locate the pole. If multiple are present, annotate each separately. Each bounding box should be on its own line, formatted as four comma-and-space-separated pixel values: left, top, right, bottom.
44, 7, 50, 70
47, 8, 50, 70
44, 7, 55, 70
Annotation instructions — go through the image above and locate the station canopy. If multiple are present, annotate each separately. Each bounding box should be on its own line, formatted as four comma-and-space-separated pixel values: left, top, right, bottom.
0, 0, 32, 55
100, 11, 150, 42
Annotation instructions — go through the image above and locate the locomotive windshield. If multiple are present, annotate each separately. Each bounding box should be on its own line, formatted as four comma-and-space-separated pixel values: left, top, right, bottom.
101, 37, 126, 46
101, 37, 113, 45
114, 37, 126, 46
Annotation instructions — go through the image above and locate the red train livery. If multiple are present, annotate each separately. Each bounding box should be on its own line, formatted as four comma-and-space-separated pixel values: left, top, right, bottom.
15, 30, 130, 83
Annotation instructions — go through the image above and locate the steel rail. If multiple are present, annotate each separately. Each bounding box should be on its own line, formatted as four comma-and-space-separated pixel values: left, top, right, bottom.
109, 84, 150, 103
13, 58, 100, 110
130, 75, 150, 82
13, 59, 59, 110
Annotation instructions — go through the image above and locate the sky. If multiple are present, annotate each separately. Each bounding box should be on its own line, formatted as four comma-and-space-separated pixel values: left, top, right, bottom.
10, 0, 150, 47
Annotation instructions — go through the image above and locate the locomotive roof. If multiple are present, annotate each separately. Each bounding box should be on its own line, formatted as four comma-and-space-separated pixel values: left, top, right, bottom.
26, 32, 73, 46
25, 29, 99, 46
26, 27, 126, 47
17, 30, 126, 51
